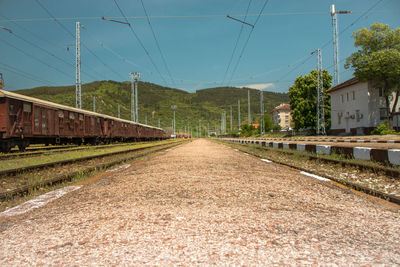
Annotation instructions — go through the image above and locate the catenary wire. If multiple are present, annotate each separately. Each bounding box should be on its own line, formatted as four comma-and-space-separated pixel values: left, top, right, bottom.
35, 0, 125, 81
112, 0, 169, 86
140, 0, 176, 87
222, 0, 252, 85
0, 38, 73, 79
1, 10, 398, 22
227, 0, 270, 86
0, 62, 55, 85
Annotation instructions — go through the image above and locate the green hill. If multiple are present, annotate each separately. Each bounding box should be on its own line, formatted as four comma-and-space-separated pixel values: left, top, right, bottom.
15, 81, 289, 135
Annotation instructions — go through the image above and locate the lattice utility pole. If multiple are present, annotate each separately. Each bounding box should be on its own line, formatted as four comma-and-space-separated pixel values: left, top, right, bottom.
75, 22, 82, 109
260, 90, 264, 135
312, 49, 325, 135
131, 72, 141, 122
171, 105, 177, 134
199, 120, 202, 137
248, 90, 251, 124
331, 5, 352, 86
230, 105, 233, 132
238, 100, 241, 130
130, 73, 135, 121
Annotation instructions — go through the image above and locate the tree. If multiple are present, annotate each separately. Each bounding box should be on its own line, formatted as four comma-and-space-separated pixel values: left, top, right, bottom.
289, 70, 332, 133
264, 114, 273, 132
345, 23, 400, 129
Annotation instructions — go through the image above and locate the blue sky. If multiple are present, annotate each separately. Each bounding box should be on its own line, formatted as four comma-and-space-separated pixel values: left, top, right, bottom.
0, 0, 399, 93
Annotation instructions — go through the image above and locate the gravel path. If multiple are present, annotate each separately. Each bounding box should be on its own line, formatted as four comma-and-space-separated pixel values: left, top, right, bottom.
1, 139, 400, 265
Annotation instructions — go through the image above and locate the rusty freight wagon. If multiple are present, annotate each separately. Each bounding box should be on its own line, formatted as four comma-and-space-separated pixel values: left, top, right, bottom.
0, 89, 165, 153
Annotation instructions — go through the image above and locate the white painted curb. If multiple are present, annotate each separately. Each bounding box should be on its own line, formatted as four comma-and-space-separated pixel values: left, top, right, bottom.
300, 171, 330, 181
283, 143, 289, 149
388, 149, 400, 166
297, 144, 306, 151
353, 147, 371, 160
316, 145, 331, 155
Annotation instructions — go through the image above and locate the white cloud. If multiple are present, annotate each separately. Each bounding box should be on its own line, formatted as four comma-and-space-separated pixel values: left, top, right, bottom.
237, 83, 275, 90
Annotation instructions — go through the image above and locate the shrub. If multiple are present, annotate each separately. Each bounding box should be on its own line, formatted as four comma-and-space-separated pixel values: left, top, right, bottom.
371, 123, 398, 135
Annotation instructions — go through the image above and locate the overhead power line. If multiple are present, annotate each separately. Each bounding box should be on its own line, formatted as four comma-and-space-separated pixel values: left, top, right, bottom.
223, 0, 252, 85
0, 62, 55, 85
0, 14, 102, 82
35, 0, 125, 81
227, 0, 271, 86
110, 0, 169, 86
140, 0, 176, 87
1, 10, 398, 22
0, 37, 73, 79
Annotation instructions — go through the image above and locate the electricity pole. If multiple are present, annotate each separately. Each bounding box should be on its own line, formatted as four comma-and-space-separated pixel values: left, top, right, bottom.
312, 49, 325, 135
118, 104, 120, 118
199, 120, 201, 137
130, 73, 135, 121
248, 89, 251, 124
93, 96, 96, 112
171, 105, 177, 134
260, 90, 264, 135
230, 105, 233, 132
131, 72, 141, 122
238, 100, 241, 130
331, 5, 352, 86
75, 22, 82, 109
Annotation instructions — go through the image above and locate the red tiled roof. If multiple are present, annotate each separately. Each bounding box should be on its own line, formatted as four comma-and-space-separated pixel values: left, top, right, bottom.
270, 104, 290, 113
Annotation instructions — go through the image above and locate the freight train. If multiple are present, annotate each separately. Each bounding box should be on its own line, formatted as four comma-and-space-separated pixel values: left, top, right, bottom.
0, 89, 166, 153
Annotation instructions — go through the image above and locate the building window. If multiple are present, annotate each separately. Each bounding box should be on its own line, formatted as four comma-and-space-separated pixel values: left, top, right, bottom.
379, 88, 383, 97
341, 94, 344, 103
347, 92, 349, 101
380, 108, 388, 120
352, 91, 355, 100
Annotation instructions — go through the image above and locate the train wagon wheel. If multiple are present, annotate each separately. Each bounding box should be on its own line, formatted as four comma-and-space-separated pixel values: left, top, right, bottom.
2, 143, 12, 153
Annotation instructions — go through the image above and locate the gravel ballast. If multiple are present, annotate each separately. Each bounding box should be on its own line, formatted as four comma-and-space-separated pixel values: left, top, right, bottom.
1, 139, 399, 265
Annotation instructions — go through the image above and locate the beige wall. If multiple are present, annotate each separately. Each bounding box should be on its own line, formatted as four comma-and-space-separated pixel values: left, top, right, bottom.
271, 109, 291, 129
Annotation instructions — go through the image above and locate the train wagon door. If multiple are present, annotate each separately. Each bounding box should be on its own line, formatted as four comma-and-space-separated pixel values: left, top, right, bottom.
33, 106, 41, 135
47, 109, 54, 136
41, 108, 47, 135
22, 103, 32, 136
78, 114, 84, 137
103, 120, 109, 136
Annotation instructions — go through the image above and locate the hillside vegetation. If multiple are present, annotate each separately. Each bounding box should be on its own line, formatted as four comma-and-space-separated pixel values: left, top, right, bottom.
16, 81, 289, 134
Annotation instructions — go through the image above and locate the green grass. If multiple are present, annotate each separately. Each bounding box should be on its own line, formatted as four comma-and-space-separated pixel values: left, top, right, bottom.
0, 140, 176, 171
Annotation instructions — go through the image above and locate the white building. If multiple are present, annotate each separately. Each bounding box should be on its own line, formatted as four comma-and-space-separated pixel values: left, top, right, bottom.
327, 77, 400, 135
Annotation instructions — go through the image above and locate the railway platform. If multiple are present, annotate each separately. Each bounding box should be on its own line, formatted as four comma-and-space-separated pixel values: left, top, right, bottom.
1, 139, 400, 265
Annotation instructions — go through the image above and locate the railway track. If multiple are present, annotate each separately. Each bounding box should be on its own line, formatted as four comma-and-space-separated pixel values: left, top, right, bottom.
0, 140, 188, 201
217, 140, 400, 205
0, 142, 147, 160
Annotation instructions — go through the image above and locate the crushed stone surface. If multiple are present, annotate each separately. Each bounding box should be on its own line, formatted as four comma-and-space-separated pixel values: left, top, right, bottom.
1, 139, 400, 265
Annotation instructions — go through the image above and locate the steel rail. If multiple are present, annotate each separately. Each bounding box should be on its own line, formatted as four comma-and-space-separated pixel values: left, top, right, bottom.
0, 141, 182, 177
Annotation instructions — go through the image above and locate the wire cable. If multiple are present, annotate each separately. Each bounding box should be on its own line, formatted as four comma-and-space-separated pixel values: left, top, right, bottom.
0, 38, 73, 79
222, 0, 252, 85
112, 0, 169, 86
140, 0, 176, 87
2, 10, 398, 22
227, 0, 270, 86
0, 62, 55, 85
35, 0, 125, 81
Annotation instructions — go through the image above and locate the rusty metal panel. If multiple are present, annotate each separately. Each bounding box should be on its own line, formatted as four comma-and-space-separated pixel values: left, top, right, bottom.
33, 106, 40, 134
0, 97, 8, 137
22, 102, 32, 136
